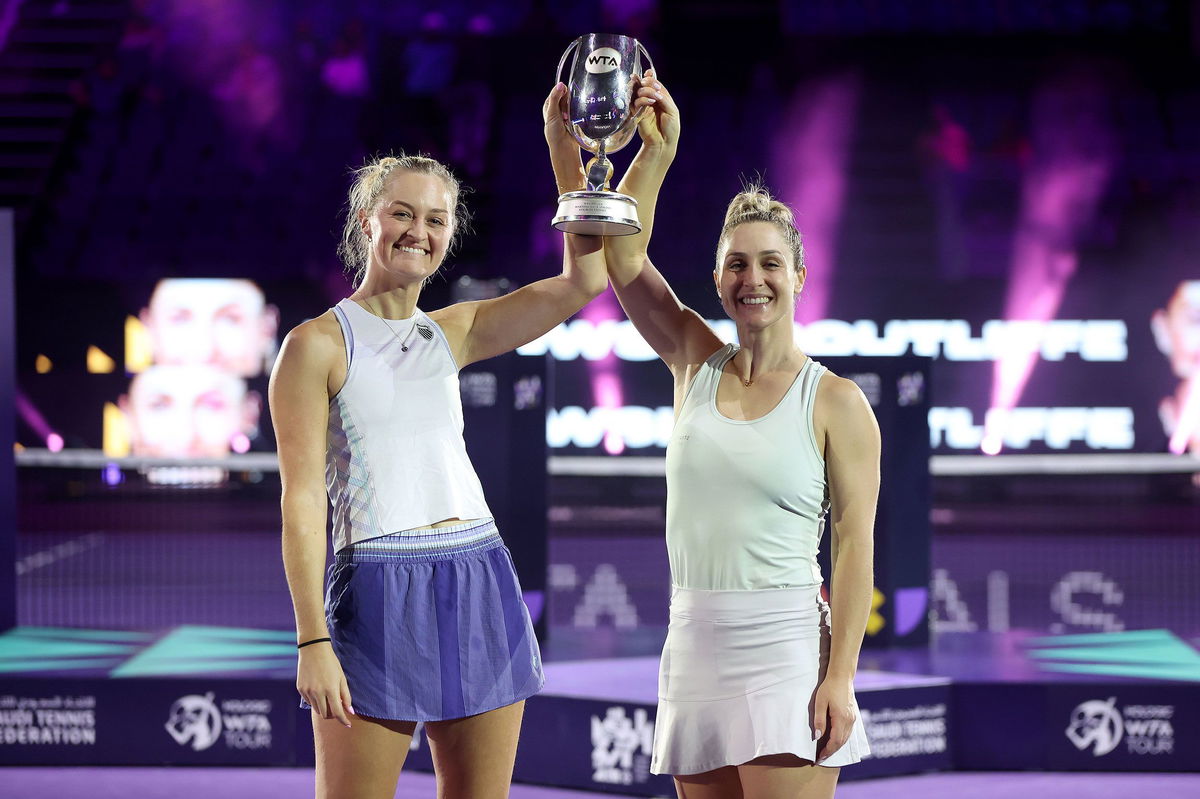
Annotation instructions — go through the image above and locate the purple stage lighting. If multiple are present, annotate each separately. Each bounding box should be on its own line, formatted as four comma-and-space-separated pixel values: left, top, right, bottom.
983, 69, 1114, 454
770, 72, 860, 324
15, 390, 53, 443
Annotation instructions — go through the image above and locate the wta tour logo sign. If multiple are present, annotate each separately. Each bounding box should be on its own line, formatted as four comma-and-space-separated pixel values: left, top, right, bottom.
1066, 697, 1175, 757
165, 693, 222, 751
165, 692, 273, 752
1066, 697, 1123, 756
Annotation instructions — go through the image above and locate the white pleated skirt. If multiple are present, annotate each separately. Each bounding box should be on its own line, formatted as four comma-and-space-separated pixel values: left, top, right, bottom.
651, 584, 870, 776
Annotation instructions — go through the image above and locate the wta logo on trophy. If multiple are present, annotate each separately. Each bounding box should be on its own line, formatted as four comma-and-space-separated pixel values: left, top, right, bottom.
585, 47, 624, 73
585, 47, 621, 74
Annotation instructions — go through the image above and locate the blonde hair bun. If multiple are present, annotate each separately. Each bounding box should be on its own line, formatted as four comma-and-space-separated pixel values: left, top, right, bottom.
723, 184, 794, 228
716, 180, 804, 273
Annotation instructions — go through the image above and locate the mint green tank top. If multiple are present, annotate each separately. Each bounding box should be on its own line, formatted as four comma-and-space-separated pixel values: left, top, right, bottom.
665, 343, 830, 590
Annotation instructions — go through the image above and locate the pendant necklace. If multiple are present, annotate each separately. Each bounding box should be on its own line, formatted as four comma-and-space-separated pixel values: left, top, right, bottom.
365, 297, 432, 352
736, 350, 753, 387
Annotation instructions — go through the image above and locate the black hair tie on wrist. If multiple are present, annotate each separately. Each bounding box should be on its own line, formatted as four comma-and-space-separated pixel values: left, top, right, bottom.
297, 637, 332, 650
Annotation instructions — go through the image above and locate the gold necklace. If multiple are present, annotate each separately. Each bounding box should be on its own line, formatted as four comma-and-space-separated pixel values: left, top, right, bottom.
735, 351, 753, 387
736, 349, 804, 387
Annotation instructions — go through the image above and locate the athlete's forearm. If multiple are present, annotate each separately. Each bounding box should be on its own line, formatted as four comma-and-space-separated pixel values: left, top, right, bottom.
826, 533, 873, 681
281, 489, 330, 642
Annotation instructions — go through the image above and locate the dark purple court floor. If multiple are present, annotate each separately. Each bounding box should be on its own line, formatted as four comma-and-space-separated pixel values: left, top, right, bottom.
5, 767, 1200, 798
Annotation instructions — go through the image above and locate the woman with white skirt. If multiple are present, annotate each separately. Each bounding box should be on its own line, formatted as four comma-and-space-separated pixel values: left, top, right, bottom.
556, 71, 878, 798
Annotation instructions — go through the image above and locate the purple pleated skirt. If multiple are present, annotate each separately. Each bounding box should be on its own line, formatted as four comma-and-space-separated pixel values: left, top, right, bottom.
305, 519, 544, 722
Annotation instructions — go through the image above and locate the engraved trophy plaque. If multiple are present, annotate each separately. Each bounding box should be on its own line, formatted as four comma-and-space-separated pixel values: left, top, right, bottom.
552, 33, 655, 236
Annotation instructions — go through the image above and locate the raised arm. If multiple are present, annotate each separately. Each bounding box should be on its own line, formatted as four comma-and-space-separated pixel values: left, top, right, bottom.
604, 74, 722, 376
432, 83, 607, 368
269, 317, 353, 728
813, 375, 880, 762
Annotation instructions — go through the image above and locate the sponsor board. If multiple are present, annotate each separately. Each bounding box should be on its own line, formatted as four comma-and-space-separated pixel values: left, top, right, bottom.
148, 683, 292, 764
358, 699, 661, 789
861, 703, 948, 759
5, 675, 1191, 778
510, 696, 673, 796
164, 692, 274, 753
396, 688, 960, 792
955, 682, 1199, 772
0, 693, 97, 747
1059, 694, 1184, 766
0, 678, 297, 766
853, 685, 953, 779
590, 705, 654, 786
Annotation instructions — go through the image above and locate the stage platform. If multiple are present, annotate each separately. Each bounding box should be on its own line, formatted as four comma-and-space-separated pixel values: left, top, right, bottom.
1, 626, 1197, 795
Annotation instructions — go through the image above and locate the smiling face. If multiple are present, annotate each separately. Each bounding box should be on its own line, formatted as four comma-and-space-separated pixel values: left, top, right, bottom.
360, 170, 455, 285
714, 221, 806, 331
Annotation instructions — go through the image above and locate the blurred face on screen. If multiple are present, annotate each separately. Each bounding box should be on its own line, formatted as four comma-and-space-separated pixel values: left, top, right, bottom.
121, 366, 260, 458
1153, 280, 1200, 380
142, 279, 278, 377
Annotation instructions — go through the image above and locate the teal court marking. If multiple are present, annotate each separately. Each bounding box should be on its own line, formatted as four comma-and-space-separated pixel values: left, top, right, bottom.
1025, 629, 1200, 683
111, 625, 297, 677
0, 627, 151, 674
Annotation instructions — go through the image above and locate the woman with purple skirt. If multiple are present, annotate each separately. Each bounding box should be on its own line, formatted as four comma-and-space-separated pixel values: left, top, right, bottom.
269, 84, 610, 799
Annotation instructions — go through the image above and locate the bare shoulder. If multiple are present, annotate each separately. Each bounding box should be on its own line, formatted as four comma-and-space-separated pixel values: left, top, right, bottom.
670, 341, 726, 398
282, 312, 341, 359
425, 301, 477, 367
272, 311, 343, 392
816, 370, 870, 409
426, 299, 475, 337
814, 368, 879, 445
272, 313, 342, 473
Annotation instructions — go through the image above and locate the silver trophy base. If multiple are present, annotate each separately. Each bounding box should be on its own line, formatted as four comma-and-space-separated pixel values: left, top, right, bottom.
552, 191, 641, 236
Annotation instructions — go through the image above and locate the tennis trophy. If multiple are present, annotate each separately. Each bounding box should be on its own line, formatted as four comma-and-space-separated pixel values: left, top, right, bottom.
552, 33, 655, 235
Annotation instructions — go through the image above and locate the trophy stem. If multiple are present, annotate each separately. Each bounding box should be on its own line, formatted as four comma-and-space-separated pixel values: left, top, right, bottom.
585, 154, 613, 192
586, 140, 611, 191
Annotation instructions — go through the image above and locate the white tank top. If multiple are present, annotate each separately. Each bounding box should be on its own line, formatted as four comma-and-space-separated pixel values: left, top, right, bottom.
665, 344, 829, 590
325, 299, 492, 552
